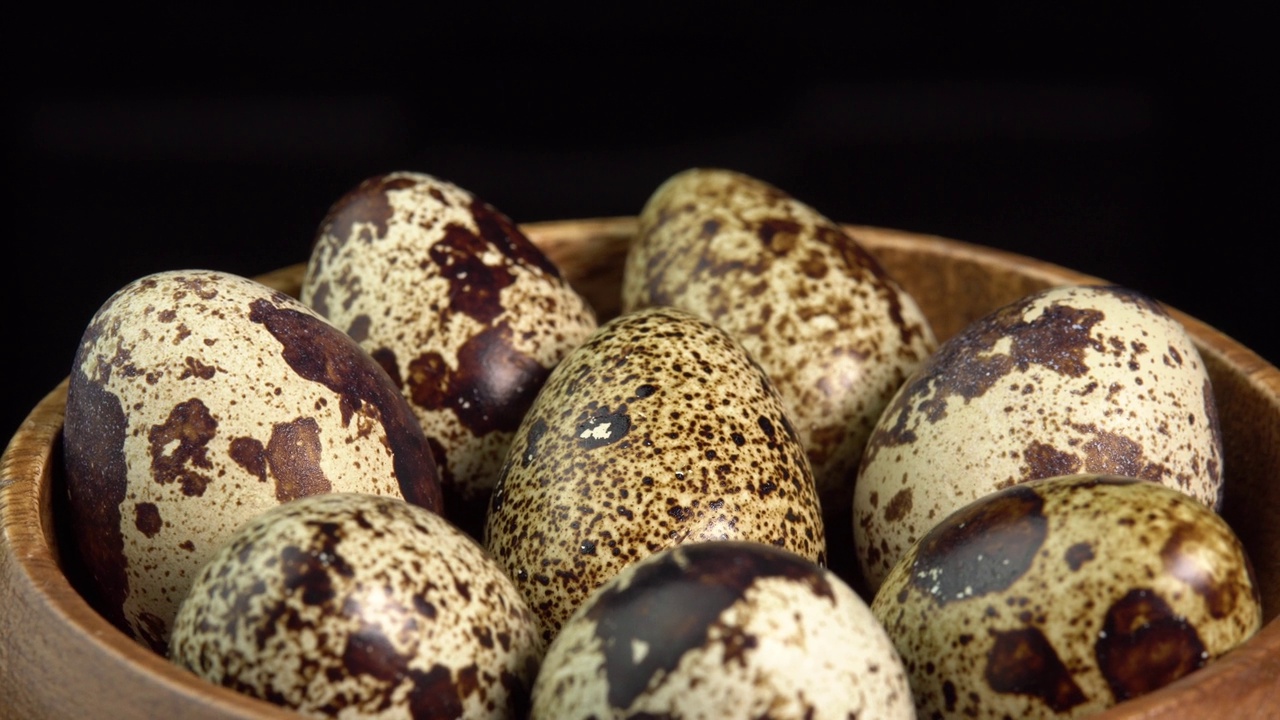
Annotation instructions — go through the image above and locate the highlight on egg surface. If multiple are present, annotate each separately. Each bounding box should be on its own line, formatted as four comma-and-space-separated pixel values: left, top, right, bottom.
532, 540, 916, 720
169, 492, 544, 720
484, 305, 826, 642
855, 284, 1225, 592
62, 269, 443, 653
301, 171, 598, 539
871, 474, 1260, 719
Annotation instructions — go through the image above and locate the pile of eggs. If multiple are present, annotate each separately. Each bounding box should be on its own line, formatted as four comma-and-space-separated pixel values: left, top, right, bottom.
61, 168, 1261, 719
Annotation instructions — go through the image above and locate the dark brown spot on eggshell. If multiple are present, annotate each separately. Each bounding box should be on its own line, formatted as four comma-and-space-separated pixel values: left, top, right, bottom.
322, 175, 418, 246
342, 625, 404, 683
756, 217, 802, 252
407, 664, 466, 719
1160, 524, 1239, 620
585, 542, 832, 710
267, 417, 331, 503
135, 502, 162, 538
178, 356, 217, 380
469, 197, 562, 278
522, 419, 548, 467
370, 347, 401, 388
248, 298, 441, 512
1076, 424, 1150, 478
1022, 440, 1081, 479
136, 613, 167, 653
910, 485, 1048, 605
985, 626, 1087, 712
407, 323, 550, 437
280, 543, 340, 607
346, 314, 372, 343
432, 222, 517, 324
1096, 588, 1207, 702
229, 436, 267, 483
1065, 542, 1095, 571
872, 297, 1106, 451
64, 367, 133, 635
883, 487, 912, 522
173, 274, 220, 301
308, 281, 331, 318
148, 397, 218, 497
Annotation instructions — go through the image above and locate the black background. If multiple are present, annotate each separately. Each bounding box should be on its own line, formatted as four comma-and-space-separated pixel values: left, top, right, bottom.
4, 7, 1272, 439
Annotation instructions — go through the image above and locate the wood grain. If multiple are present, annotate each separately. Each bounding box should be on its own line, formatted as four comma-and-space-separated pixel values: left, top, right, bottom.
3, 217, 1277, 719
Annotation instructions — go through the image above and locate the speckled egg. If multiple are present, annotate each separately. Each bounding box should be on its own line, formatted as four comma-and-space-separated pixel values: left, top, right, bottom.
622, 168, 936, 569
301, 172, 598, 539
484, 305, 826, 641
855, 284, 1224, 592
169, 492, 543, 719
532, 540, 915, 720
63, 270, 443, 653
871, 474, 1261, 718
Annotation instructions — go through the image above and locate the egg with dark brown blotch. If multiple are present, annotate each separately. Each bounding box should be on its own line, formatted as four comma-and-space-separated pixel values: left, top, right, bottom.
63, 270, 443, 653
301, 171, 598, 539
169, 492, 543, 719
871, 474, 1261, 718
484, 306, 826, 642
623, 168, 937, 549
531, 540, 915, 720
855, 284, 1225, 592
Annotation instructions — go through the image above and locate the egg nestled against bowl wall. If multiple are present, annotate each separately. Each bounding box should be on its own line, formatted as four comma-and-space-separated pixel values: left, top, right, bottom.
855, 284, 1225, 592
623, 168, 936, 573
484, 306, 826, 641
871, 474, 1261, 718
62, 270, 443, 653
301, 171, 597, 539
169, 492, 544, 720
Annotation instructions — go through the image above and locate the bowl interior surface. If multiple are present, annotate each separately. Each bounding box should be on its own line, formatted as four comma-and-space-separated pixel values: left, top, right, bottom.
3, 218, 1278, 719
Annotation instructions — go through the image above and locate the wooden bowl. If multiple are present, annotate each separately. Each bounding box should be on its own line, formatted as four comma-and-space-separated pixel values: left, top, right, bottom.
3, 217, 1278, 718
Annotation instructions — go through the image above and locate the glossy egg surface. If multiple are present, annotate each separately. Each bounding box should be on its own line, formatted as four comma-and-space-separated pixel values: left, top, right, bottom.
856, 284, 1224, 591
170, 492, 543, 719
484, 305, 825, 641
623, 167, 936, 525
63, 269, 442, 652
301, 171, 597, 537
871, 474, 1261, 718
533, 541, 915, 720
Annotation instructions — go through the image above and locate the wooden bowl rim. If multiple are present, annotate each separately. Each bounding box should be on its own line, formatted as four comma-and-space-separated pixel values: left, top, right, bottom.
3, 217, 1279, 718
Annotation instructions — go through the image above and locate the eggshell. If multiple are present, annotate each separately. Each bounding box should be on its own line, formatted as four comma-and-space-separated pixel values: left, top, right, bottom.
855, 284, 1224, 592
63, 269, 443, 652
301, 172, 597, 539
871, 474, 1261, 718
623, 167, 936, 576
532, 541, 915, 720
484, 305, 826, 641
169, 492, 543, 719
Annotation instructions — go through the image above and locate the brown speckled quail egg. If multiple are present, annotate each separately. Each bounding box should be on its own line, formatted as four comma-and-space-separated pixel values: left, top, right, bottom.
855, 284, 1224, 592
169, 492, 543, 719
63, 269, 443, 653
622, 167, 936, 572
870, 474, 1261, 718
531, 540, 915, 720
301, 171, 598, 539
484, 305, 826, 641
